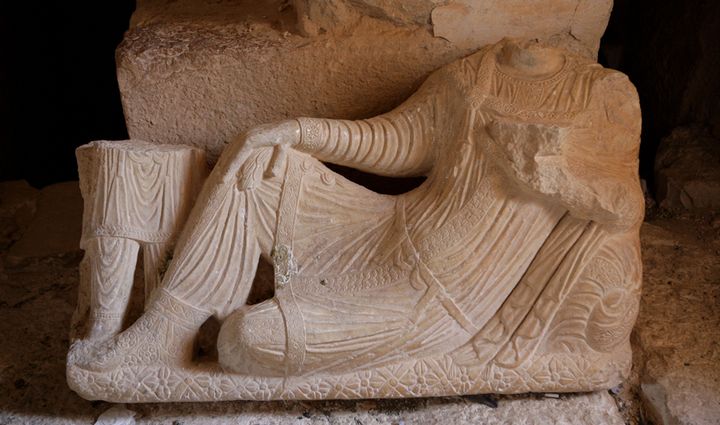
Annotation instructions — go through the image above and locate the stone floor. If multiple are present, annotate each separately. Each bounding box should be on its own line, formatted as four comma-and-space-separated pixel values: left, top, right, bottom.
631, 208, 720, 425
0, 180, 718, 424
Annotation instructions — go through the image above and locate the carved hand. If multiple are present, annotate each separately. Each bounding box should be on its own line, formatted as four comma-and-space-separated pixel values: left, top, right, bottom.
242, 120, 302, 150
219, 120, 301, 184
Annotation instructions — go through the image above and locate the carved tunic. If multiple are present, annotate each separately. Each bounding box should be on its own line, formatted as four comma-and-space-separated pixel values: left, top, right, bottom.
76, 140, 207, 247
68, 40, 645, 401
216, 44, 642, 376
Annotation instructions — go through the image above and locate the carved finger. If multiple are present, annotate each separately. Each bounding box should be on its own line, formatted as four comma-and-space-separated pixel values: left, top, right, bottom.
221, 146, 253, 184
264, 145, 288, 178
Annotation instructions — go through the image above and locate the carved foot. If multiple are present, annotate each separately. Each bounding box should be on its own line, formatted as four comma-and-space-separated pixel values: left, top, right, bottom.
84, 312, 125, 341
68, 290, 209, 373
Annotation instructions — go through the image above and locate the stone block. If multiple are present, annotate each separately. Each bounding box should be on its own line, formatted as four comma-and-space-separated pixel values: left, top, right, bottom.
118, 0, 613, 159
293, 0, 445, 31
431, 0, 612, 55
293, 0, 612, 55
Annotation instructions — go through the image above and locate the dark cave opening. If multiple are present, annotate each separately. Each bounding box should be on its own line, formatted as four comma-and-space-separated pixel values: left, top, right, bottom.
600, 0, 720, 188
0, 2, 135, 187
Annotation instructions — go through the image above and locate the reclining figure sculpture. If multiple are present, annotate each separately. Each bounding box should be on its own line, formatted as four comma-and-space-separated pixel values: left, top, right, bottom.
67, 39, 643, 402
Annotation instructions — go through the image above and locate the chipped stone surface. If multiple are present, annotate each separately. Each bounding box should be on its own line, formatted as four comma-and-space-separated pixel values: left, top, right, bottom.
117, 17, 462, 160
431, 0, 612, 57
95, 405, 136, 425
130, 0, 298, 28
635, 215, 720, 425
291, 0, 612, 55
293, 0, 446, 32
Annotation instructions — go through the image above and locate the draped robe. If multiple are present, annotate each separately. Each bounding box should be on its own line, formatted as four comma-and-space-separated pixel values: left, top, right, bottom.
158, 43, 642, 377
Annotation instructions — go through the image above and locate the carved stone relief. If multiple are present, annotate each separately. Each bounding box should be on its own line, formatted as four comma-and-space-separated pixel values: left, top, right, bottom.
67, 39, 643, 402
71, 140, 208, 340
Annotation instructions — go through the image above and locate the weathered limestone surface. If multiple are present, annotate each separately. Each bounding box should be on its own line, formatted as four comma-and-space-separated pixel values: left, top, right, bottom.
293, 0, 446, 31
118, 0, 613, 158
431, 0, 611, 54
68, 40, 644, 402
293, 0, 612, 55
118, 20, 453, 160
71, 141, 208, 341
654, 126, 720, 210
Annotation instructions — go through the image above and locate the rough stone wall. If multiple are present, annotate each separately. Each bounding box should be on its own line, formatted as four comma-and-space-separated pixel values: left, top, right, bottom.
116, 16, 460, 160
294, 0, 612, 53
118, 0, 613, 159
293, 0, 446, 33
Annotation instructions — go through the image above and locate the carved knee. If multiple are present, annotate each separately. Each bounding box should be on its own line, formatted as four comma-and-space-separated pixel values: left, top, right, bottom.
217, 300, 287, 376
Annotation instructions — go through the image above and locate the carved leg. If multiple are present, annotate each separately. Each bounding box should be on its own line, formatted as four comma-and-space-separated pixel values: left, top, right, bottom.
218, 299, 287, 376
84, 237, 140, 341
141, 241, 173, 306
69, 289, 209, 372
69, 169, 277, 371
218, 158, 428, 377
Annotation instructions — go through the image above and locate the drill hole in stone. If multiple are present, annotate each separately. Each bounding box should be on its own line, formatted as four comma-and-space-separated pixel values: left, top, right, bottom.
195, 316, 221, 363
246, 257, 275, 305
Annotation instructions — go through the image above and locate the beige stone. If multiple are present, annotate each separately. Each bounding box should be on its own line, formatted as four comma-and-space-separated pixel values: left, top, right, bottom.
293, 0, 612, 56
293, 0, 445, 33
129, 0, 298, 29
0, 258, 625, 423
431, 0, 612, 57
71, 140, 208, 341
118, 0, 612, 160
130, 392, 627, 424
67, 39, 643, 403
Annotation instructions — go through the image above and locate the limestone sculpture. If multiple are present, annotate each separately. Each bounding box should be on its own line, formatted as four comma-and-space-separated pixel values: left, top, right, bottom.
71, 141, 208, 340
67, 39, 643, 402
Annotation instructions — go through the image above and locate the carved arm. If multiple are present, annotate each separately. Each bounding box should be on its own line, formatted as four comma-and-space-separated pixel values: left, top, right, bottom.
293, 73, 445, 177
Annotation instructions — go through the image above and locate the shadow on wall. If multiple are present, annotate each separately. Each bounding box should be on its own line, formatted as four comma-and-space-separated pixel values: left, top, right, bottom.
0, 1, 136, 187
600, 0, 720, 186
